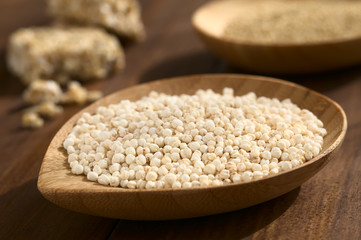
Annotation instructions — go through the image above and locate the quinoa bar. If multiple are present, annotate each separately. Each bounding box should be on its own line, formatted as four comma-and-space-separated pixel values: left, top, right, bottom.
48, 0, 145, 41
7, 27, 125, 84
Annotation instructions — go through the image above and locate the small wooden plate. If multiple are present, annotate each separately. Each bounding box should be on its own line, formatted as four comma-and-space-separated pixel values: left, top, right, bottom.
192, 0, 361, 74
37, 74, 347, 220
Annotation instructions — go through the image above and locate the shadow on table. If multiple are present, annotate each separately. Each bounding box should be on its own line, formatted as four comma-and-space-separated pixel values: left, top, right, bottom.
139, 51, 226, 84
0, 49, 24, 97
0, 177, 299, 239
140, 50, 361, 94
0, 178, 118, 239
110, 187, 300, 240
223, 64, 361, 93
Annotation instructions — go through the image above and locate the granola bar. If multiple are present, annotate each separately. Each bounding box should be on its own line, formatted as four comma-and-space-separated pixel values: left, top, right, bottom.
48, 0, 145, 41
7, 27, 125, 84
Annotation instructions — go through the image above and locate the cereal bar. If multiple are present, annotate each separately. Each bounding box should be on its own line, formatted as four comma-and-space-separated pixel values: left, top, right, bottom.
48, 0, 145, 41
8, 27, 125, 84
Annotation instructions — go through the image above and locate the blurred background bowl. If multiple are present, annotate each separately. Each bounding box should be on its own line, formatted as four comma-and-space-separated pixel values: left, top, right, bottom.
192, 0, 361, 75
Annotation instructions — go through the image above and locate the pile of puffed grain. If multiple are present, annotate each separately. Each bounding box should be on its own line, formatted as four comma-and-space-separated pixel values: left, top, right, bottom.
7, 0, 145, 129
63, 88, 327, 189
223, 1, 361, 44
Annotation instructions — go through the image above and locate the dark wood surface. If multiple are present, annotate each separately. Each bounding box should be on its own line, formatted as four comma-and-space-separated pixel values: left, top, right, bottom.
0, 0, 360, 239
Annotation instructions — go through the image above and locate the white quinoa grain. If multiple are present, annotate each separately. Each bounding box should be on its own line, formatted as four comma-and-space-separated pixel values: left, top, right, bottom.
71, 163, 84, 175
98, 174, 110, 185
87, 171, 99, 181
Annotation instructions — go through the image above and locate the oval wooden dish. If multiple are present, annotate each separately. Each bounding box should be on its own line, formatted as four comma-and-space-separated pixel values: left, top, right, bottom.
38, 74, 347, 220
192, 0, 361, 75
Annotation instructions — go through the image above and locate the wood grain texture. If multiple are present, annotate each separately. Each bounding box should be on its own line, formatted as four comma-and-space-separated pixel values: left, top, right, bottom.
0, 0, 360, 239
37, 74, 347, 220
192, 0, 361, 74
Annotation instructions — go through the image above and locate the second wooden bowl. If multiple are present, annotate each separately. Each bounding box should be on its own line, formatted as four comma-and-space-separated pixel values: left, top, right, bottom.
192, 0, 361, 74
37, 74, 347, 220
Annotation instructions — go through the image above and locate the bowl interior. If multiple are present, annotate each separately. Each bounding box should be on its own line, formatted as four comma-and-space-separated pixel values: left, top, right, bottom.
193, 0, 361, 45
192, 0, 241, 38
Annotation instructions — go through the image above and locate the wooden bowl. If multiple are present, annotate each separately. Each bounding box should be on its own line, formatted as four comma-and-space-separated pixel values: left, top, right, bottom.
192, 0, 361, 74
37, 74, 347, 220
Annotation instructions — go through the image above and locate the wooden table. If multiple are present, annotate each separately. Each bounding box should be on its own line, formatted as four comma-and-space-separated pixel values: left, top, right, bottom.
0, 0, 360, 239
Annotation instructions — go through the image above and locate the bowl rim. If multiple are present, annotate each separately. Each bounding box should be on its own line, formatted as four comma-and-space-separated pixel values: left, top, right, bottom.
38, 73, 348, 194
191, 0, 361, 48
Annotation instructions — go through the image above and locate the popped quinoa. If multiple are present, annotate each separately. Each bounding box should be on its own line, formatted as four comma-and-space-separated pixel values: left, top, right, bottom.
63, 88, 327, 189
